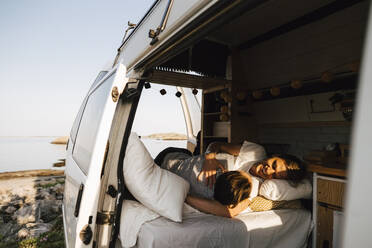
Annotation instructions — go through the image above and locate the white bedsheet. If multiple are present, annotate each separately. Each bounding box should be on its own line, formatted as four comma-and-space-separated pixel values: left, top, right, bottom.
120, 200, 312, 248
120, 200, 201, 248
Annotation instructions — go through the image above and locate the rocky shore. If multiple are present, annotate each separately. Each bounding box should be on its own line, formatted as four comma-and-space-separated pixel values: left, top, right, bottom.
0, 171, 65, 247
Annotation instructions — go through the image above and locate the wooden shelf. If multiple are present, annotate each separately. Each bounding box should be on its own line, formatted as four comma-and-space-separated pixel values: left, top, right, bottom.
204, 136, 228, 139
307, 163, 347, 178
259, 121, 351, 128
201, 85, 231, 153
203, 112, 223, 116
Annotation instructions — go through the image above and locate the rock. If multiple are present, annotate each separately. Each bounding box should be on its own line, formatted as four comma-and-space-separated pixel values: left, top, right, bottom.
27, 223, 53, 237
15, 204, 36, 224
4, 205, 16, 214
18, 228, 30, 239
2, 213, 13, 223
24, 197, 36, 205
37, 200, 60, 223
10, 199, 24, 209
36, 189, 54, 201
0, 223, 21, 241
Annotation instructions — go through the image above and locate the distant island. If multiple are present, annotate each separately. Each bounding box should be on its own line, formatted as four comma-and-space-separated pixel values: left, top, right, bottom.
50, 133, 187, 143
50, 136, 69, 145
144, 133, 187, 140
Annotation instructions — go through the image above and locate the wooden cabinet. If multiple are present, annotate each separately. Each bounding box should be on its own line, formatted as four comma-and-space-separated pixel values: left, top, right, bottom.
201, 85, 231, 153
309, 165, 346, 248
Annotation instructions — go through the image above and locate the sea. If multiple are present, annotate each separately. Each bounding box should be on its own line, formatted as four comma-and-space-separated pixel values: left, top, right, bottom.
0, 137, 187, 173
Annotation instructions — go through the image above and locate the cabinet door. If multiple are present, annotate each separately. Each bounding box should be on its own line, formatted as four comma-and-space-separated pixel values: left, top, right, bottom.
317, 205, 333, 248
317, 179, 345, 207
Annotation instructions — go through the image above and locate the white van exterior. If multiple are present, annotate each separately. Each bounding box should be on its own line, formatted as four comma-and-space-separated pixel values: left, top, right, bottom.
63, 0, 372, 247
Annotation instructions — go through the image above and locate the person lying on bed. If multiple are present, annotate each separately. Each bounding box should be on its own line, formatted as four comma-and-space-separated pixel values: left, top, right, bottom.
155, 141, 306, 218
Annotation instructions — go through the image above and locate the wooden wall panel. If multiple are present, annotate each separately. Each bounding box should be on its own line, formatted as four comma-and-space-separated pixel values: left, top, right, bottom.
231, 50, 258, 143
240, 1, 368, 89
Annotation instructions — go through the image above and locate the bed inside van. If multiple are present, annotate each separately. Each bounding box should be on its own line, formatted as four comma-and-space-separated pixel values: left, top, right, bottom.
64, 0, 370, 247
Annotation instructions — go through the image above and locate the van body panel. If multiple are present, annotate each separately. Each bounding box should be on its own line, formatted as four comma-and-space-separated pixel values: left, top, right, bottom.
117, 0, 218, 71
63, 149, 87, 248
342, 3, 372, 246
63, 63, 128, 247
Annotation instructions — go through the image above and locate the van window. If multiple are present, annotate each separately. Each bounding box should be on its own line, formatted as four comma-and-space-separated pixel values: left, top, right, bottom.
72, 73, 115, 174
132, 84, 188, 158
70, 97, 88, 145
70, 71, 109, 145
88, 71, 109, 92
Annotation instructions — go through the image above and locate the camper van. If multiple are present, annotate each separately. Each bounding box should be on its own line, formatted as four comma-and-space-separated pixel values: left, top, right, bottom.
63, 0, 372, 247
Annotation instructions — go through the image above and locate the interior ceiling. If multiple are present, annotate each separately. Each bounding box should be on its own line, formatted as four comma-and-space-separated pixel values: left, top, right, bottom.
207, 0, 336, 46
155, 0, 365, 84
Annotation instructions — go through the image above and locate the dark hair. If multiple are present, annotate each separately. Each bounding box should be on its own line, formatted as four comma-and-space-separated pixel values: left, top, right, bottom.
274, 154, 307, 183
214, 171, 251, 208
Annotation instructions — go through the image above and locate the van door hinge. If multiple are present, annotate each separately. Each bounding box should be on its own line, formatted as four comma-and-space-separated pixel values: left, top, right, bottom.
96, 211, 115, 225
111, 86, 119, 102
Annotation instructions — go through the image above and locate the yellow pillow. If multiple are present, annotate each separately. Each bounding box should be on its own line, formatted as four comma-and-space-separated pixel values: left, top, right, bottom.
248, 196, 302, 212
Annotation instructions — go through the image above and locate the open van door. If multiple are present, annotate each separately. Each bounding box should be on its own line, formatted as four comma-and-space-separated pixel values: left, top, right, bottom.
63, 63, 129, 247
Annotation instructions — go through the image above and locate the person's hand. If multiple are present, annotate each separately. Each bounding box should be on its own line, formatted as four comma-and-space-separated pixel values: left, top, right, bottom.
197, 153, 226, 188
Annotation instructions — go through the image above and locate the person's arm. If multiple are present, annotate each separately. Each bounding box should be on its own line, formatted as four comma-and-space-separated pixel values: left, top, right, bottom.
198, 142, 242, 187
186, 195, 251, 218
205, 142, 242, 156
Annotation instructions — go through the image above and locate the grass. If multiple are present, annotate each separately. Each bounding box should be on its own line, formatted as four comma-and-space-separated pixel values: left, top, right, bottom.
0, 215, 65, 248
36, 182, 60, 189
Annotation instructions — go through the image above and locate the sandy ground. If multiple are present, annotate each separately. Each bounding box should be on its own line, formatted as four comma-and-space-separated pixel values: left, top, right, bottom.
0, 169, 64, 180
0, 177, 39, 206
0, 170, 64, 205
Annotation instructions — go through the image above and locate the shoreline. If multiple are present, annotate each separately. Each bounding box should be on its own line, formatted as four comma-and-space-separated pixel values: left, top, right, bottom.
0, 169, 64, 180
143, 133, 187, 140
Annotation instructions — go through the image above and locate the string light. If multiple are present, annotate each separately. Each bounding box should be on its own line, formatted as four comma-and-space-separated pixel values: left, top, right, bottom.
349, 61, 360, 72
175, 91, 182, 97
192, 88, 198, 95
236, 91, 247, 101
270, 87, 280, 96
290, 80, 302, 89
160, 89, 167, 95
252, 91, 263, 99
321, 71, 333, 83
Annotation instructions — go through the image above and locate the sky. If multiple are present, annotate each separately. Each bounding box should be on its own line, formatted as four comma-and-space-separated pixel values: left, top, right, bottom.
0, 0, 190, 137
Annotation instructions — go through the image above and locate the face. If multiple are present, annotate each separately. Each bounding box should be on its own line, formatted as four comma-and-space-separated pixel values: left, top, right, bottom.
249, 157, 288, 179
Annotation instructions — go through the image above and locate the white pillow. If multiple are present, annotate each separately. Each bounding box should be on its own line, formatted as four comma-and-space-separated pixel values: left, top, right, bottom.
259, 179, 312, 201
123, 133, 190, 222
249, 176, 262, 200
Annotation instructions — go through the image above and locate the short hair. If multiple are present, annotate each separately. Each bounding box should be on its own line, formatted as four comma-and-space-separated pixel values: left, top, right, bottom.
214, 171, 251, 208
274, 154, 307, 184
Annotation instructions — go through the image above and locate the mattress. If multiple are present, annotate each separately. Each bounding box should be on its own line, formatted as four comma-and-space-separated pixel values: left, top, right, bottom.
134, 208, 312, 248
